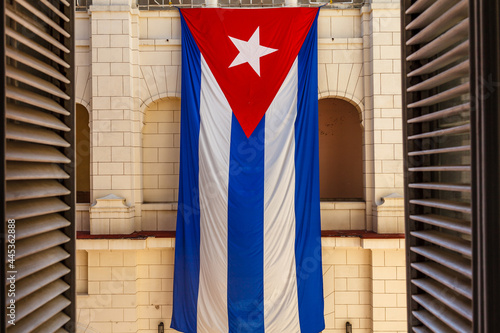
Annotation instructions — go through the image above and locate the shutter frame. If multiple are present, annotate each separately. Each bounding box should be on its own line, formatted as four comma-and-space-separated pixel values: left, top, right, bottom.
2, 0, 76, 331
1, 1, 7, 330
470, 0, 500, 332
402, 0, 474, 331
403, 0, 500, 332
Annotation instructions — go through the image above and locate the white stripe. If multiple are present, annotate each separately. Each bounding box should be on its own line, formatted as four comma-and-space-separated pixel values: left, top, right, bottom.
197, 55, 231, 333
264, 58, 301, 332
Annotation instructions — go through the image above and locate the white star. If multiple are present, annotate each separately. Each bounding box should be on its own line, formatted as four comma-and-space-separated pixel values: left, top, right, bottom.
228, 27, 278, 77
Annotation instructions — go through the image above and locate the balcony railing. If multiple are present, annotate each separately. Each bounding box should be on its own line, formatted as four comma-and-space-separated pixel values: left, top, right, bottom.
76, 0, 92, 11
75, 0, 362, 11
138, 0, 204, 9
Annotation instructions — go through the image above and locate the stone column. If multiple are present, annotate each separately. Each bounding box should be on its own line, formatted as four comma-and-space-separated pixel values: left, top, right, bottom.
362, 1, 404, 232
89, 0, 142, 233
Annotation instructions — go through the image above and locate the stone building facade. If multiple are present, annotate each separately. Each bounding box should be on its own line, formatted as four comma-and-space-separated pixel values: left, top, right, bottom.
73, 0, 407, 332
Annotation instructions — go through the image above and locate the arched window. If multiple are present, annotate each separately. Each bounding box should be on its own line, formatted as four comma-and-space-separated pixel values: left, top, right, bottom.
76, 104, 91, 203
318, 98, 363, 200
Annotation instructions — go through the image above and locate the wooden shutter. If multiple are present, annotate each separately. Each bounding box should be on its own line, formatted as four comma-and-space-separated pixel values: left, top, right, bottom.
403, 0, 500, 331
402, 0, 473, 332
2, 0, 75, 332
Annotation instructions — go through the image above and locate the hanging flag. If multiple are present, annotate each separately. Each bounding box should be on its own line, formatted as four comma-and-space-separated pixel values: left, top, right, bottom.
172, 8, 324, 333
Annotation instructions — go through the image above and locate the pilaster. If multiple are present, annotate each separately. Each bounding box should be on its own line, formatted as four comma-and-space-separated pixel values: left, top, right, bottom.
89, 0, 142, 232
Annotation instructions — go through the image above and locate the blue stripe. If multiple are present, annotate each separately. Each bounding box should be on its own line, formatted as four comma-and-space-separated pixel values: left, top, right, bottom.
227, 115, 265, 333
295, 12, 325, 333
171, 12, 202, 333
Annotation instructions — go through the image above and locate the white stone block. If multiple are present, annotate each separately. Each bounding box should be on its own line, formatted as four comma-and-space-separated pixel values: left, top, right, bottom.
147, 18, 172, 39
97, 76, 124, 97
97, 19, 123, 35
110, 63, 130, 76
374, 143, 394, 160
332, 16, 355, 38
373, 59, 393, 73
381, 73, 402, 94
318, 16, 331, 39
381, 130, 402, 144
374, 174, 395, 188
380, 45, 400, 60
379, 17, 401, 33
99, 47, 122, 63
93, 175, 112, 189
111, 147, 133, 162
93, 34, 110, 48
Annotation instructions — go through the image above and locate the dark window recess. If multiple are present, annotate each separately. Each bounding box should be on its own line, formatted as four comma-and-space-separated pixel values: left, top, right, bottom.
318, 98, 364, 201
76, 104, 90, 203
2, 0, 76, 332
402, 0, 500, 332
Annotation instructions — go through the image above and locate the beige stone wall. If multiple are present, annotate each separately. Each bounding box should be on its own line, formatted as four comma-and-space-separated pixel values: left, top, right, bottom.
142, 99, 181, 203
75, 3, 405, 234
76, 238, 407, 333
73, 1, 408, 332
360, 1, 404, 231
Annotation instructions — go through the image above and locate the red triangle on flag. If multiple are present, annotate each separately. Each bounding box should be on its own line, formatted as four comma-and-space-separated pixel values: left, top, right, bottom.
180, 8, 319, 137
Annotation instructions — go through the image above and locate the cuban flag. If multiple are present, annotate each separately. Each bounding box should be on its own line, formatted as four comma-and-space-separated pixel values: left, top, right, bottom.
172, 8, 324, 333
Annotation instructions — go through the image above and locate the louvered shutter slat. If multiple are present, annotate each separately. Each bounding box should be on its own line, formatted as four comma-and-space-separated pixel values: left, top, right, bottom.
408, 145, 471, 156
14, 0, 71, 38
6, 141, 71, 163
14, 247, 70, 281
408, 41, 469, 77
407, 61, 469, 92
15, 230, 70, 260
55, 329, 69, 333
406, 19, 469, 61
5, 46, 70, 83
6, 85, 70, 115
6, 103, 70, 131
412, 295, 471, 333
6, 123, 70, 147
7, 296, 71, 333
8, 263, 70, 303
410, 214, 471, 234
6, 197, 70, 220
5, 27, 70, 68
409, 124, 470, 140
407, 83, 470, 109
6, 65, 70, 99
411, 262, 472, 299
412, 310, 455, 333
6, 180, 71, 201
14, 214, 71, 240
411, 246, 471, 278
405, 0, 436, 14
5, 8, 70, 53
408, 183, 470, 192
13, 280, 70, 324
35, 312, 71, 333
407, 103, 469, 123
410, 199, 471, 214
6, 162, 70, 181
40, 0, 70, 22
408, 166, 471, 172
413, 278, 472, 320
405, 0, 459, 30
411, 230, 471, 257
406, 0, 468, 45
